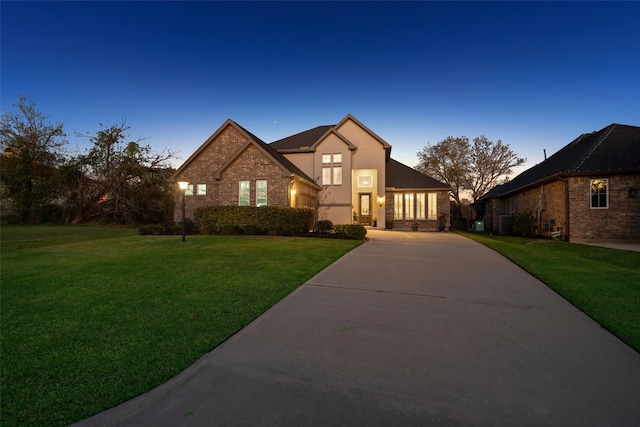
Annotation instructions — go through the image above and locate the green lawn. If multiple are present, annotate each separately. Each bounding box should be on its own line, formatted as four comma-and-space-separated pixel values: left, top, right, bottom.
0, 225, 361, 426
459, 232, 640, 353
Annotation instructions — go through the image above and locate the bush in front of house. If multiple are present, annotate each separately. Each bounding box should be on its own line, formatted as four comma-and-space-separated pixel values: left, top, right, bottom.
333, 224, 367, 240
194, 206, 315, 236
315, 219, 333, 233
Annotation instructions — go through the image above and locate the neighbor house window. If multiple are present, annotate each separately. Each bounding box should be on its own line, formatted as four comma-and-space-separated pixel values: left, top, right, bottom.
416, 193, 425, 219
196, 184, 207, 195
321, 153, 342, 185
256, 180, 267, 207
185, 184, 194, 196
239, 181, 250, 206
404, 193, 415, 220
590, 179, 608, 209
394, 193, 403, 219
428, 193, 437, 219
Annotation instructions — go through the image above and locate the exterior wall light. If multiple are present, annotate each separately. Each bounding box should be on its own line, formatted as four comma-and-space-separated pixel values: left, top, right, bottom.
377, 196, 384, 206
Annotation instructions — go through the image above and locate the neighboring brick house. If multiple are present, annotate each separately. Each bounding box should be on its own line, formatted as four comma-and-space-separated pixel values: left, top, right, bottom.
172, 114, 451, 230
475, 123, 640, 242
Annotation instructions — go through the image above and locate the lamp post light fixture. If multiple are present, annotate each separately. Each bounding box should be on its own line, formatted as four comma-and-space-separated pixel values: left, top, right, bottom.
178, 181, 189, 242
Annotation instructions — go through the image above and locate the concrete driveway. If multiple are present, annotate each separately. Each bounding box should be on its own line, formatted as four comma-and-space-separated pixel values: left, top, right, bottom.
75, 231, 640, 426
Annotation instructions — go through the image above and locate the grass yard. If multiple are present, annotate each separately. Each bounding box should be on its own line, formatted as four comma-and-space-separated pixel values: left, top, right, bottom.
0, 225, 361, 426
459, 232, 640, 353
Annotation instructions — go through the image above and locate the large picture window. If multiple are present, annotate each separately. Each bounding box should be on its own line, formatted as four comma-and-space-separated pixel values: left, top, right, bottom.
404, 193, 415, 220
239, 181, 250, 206
256, 180, 267, 207
428, 193, 437, 219
394, 193, 403, 219
416, 193, 425, 219
590, 179, 608, 209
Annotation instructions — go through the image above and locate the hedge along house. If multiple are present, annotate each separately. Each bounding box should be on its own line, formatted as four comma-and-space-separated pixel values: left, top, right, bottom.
172, 114, 451, 230
474, 123, 640, 242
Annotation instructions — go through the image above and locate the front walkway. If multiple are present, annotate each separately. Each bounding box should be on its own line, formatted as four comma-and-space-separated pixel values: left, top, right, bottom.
76, 230, 640, 426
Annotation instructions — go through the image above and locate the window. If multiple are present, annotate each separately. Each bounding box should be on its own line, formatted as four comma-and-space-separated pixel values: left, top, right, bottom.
322, 167, 332, 185
333, 166, 342, 185
185, 184, 194, 196
394, 193, 403, 219
358, 175, 372, 188
239, 181, 250, 206
321, 153, 342, 185
404, 193, 415, 220
428, 193, 437, 219
591, 179, 608, 209
196, 184, 207, 195
256, 180, 267, 207
416, 193, 425, 219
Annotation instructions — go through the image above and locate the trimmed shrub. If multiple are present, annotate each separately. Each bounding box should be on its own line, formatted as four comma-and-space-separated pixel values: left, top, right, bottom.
315, 219, 333, 233
333, 224, 367, 240
194, 206, 314, 236
513, 210, 536, 236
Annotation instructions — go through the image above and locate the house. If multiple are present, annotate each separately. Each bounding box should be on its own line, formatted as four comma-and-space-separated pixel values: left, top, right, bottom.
171, 114, 451, 230
475, 123, 640, 242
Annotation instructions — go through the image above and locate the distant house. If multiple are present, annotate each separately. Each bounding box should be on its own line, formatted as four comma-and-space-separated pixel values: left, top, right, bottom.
171, 114, 451, 230
475, 123, 640, 242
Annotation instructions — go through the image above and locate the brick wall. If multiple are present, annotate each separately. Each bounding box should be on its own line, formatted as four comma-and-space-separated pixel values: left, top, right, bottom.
174, 125, 313, 222
568, 174, 640, 240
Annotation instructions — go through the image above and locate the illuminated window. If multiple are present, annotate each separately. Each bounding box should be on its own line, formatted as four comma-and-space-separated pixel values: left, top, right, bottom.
404, 193, 415, 219
428, 192, 437, 219
333, 167, 342, 185
590, 179, 608, 209
358, 175, 372, 187
321, 153, 342, 185
239, 181, 250, 206
196, 184, 207, 195
394, 193, 403, 219
416, 193, 425, 219
256, 180, 267, 207
185, 184, 194, 196
322, 167, 331, 185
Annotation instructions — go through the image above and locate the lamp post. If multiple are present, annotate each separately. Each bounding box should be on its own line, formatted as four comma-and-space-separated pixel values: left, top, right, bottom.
178, 181, 189, 242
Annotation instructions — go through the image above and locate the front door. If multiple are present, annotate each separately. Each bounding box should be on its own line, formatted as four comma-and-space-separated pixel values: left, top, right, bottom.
359, 193, 371, 226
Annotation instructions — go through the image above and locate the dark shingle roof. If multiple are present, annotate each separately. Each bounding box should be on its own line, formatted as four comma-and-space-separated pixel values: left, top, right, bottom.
269, 125, 334, 150
386, 159, 451, 189
479, 123, 640, 199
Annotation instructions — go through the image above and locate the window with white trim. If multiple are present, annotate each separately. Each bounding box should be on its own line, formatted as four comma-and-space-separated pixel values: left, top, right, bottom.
428, 192, 437, 219
239, 181, 250, 206
394, 193, 403, 219
256, 180, 267, 207
416, 193, 426, 219
404, 193, 415, 220
590, 179, 608, 209
185, 184, 194, 196
321, 153, 342, 185
196, 184, 207, 196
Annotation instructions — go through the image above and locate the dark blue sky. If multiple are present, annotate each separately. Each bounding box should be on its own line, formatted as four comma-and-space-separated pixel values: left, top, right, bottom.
2, 1, 639, 171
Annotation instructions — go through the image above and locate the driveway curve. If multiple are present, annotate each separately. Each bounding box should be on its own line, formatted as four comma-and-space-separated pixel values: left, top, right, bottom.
75, 231, 640, 426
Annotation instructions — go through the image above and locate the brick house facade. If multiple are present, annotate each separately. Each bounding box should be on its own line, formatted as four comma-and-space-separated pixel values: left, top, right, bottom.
476, 123, 640, 242
171, 115, 451, 229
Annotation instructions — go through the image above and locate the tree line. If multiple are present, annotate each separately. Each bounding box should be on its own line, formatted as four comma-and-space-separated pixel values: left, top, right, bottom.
0, 96, 176, 225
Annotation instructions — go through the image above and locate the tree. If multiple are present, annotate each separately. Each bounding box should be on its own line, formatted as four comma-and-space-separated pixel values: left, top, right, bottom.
75, 122, 176, 225
416, 135, 525, 215
0, 96, 67, 222
415, 136, 470, 212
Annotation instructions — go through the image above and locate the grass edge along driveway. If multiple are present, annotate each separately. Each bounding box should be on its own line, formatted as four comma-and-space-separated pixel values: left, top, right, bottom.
1, 225, 361, 426
459, 231, 640, 354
